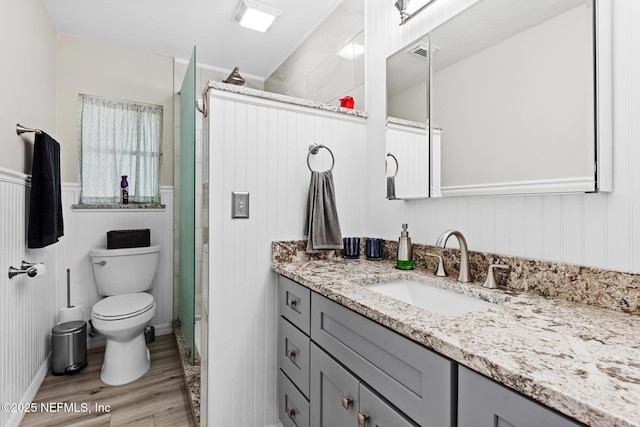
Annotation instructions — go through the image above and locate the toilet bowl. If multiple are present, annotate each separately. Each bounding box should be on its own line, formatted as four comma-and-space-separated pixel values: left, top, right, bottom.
89, 245, 160, 386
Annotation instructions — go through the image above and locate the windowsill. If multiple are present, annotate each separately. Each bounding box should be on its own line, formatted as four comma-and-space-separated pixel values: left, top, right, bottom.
71, 203, 166, 211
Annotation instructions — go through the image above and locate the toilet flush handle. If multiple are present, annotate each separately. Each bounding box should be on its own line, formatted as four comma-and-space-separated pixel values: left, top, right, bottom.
94, 260, 107, 266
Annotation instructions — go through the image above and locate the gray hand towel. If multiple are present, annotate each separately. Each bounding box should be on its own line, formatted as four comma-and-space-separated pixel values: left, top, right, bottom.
304, 170, 342, 253
386, 176, 396, 200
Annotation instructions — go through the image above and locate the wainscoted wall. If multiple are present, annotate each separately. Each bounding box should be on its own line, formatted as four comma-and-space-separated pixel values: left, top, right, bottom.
0, 168, 58, 427
204, 90, 367, 426
364, 0, 640, 275
59, 185, 175, 346
385, 122, 429, 199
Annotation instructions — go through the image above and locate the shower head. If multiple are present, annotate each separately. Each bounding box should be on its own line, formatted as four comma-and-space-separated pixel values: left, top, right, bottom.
223, 67, 246, 86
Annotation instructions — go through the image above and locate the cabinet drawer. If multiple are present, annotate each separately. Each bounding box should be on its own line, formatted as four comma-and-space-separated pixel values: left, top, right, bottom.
458, 366, 584, 427
279, 316, 310, 398
279, 369, 310, 427
278, 275, 311, 335
311, 292, 455, 427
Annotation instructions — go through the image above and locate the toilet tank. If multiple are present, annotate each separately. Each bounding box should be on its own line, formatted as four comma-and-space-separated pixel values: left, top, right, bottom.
89, 245, 160, 296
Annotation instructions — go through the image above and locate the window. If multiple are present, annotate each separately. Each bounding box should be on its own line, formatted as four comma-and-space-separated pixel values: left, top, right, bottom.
78, 95, 163, 204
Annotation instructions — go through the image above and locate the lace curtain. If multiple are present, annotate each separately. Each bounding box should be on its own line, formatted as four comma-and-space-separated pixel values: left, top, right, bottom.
78, 95, 163, 204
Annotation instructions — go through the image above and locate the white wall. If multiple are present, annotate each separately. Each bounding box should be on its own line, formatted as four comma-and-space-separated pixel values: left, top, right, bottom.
385, 122, 429, 198
388, 80, 428, 123
0, 171, 58, 427
265, 0, 365, 109
56, 34, 175, 186
205, 90, 367, 426
365, 0, 640, 274
0, 0, 57, 175
0, 2, 58, 426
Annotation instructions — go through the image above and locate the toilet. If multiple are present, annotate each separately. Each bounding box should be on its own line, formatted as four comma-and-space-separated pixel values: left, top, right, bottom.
89, 245, 160, 386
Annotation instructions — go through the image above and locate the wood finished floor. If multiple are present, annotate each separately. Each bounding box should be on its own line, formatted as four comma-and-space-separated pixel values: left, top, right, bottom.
21, 334, 195, 427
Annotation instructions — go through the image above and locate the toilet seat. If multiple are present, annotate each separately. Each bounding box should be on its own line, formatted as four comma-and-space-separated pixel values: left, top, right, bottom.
92, 293, 155, 321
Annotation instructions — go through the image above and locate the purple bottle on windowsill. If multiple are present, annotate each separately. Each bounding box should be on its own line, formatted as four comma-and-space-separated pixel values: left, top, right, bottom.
120, 175, 129, 205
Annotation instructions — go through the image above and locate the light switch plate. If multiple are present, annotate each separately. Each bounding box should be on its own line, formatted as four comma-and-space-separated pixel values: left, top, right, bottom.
232, 191, 249, 218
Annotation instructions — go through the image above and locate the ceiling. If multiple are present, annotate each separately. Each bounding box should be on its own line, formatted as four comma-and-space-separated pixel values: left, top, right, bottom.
388, 0, 588, 95
41, 0, 343, 80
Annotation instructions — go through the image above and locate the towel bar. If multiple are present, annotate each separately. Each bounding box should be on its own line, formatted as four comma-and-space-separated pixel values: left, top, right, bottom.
307, 144, 335, 172
386, 153, 399, 178
16, 124, 42, 135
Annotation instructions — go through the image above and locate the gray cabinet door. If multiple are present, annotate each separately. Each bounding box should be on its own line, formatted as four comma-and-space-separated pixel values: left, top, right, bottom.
310, 343, 358, 427
458, 366, 584, 427
311, 292, 455, 426
359, 384, 418, 427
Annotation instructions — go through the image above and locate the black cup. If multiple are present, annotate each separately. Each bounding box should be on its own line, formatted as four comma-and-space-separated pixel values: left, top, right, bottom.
343, 237, 360, 259
366, 238, 384, 260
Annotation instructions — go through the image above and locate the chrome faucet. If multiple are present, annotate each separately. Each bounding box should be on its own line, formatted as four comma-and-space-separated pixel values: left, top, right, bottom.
435, 230, 472, 283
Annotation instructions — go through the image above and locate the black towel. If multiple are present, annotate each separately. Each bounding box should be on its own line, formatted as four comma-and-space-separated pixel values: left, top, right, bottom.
28, 132, 64, 248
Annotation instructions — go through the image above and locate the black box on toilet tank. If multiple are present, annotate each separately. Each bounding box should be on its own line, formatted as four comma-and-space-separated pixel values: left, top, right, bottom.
52, 321, 87, 375
106, 229, 150, 249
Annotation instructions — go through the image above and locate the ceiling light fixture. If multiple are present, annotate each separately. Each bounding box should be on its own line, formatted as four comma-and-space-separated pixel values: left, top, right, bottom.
234, 0, 282, 33
336, 42, 365, 60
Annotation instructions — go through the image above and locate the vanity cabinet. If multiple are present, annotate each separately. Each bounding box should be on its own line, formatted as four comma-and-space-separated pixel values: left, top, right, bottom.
310, 342, 417, 427
277, 276, 312, 427
457, 366, 584, 427
277, 274, 454, 427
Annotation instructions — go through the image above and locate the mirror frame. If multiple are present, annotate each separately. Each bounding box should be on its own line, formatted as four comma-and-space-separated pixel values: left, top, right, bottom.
385, 0, 612, 199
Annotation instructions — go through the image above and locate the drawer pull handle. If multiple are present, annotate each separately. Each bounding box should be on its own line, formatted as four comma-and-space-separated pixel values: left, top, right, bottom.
357, 412, 370, 426
287, 298, 297, 308
286, 408, 296, 419
286, 350, 296, 360
341, 396, 353, 410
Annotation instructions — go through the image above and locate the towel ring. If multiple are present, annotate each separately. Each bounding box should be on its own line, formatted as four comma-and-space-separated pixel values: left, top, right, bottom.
385, 153, 399, 178
307, 144, 335, 172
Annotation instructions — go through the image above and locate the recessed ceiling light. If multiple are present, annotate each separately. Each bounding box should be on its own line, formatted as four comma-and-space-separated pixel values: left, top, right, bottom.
234, 0, 282, 33
337, 42, 365, 60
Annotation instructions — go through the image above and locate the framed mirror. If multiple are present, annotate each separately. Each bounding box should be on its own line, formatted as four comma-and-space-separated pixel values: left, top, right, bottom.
385, 35, 430, 199
385, 0, 611, 198
432, 0, 603, 196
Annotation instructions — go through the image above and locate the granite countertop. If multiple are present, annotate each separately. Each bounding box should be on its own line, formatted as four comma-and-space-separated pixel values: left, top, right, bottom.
272, 257, 640, 427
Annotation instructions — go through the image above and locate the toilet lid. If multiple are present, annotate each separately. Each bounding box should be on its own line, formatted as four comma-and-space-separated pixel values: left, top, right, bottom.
92, 293, 155, 319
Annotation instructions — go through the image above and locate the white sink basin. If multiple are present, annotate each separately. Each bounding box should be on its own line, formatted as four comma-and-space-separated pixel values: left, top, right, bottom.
367, 280, 493, 317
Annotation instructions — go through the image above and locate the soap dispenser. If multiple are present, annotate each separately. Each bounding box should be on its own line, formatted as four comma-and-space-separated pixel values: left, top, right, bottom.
396, 223, 414, 270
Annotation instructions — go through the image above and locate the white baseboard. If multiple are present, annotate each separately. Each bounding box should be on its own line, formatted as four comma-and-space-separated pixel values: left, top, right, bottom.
154, 322, 174, 337
6, 354, 51, 427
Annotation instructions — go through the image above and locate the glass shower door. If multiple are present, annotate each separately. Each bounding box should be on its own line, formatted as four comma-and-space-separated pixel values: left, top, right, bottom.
179, 47, 196, 362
